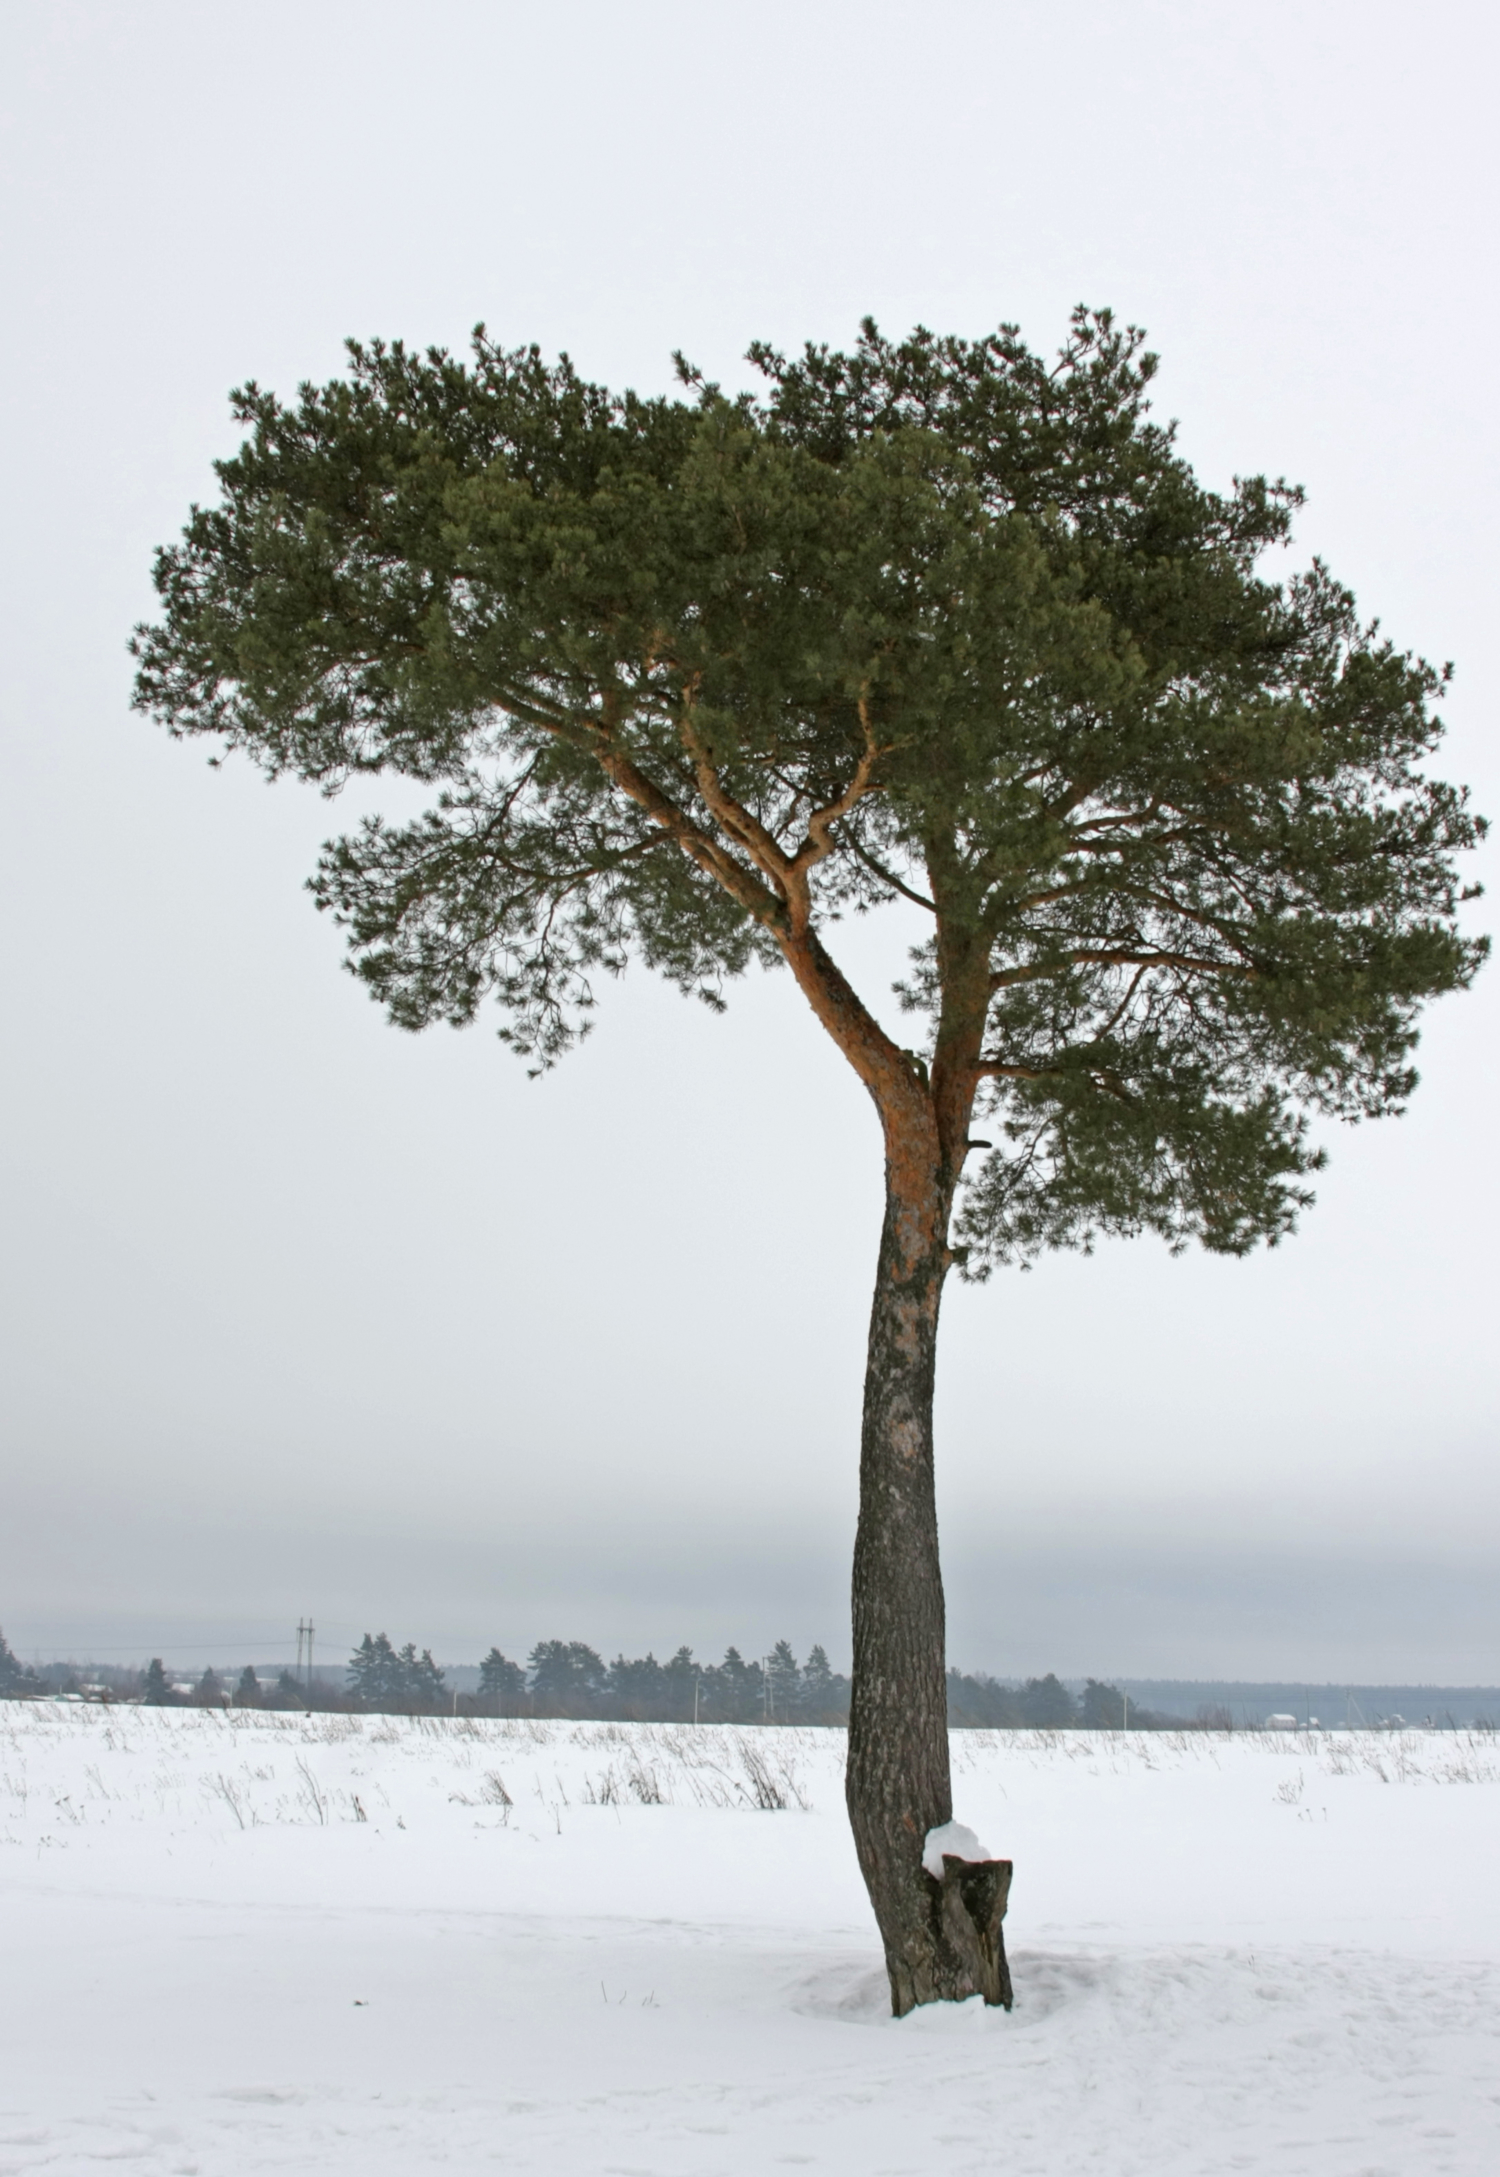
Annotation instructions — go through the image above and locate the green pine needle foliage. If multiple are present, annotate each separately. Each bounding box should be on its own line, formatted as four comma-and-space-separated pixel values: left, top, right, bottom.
132, 309, 1486, 1267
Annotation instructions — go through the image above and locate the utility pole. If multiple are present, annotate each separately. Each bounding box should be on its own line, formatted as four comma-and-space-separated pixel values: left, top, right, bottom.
1121, 1690, 1128, 1733
296, 1619, 315, 1699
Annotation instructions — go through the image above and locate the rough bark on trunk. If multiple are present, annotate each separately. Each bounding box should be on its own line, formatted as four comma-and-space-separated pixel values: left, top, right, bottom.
845, 1122, 1013, 2016
769, 917, 1009, 2013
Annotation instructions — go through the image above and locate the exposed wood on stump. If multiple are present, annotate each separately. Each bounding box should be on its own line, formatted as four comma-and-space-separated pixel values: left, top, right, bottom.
925, 1856, 1014, 2013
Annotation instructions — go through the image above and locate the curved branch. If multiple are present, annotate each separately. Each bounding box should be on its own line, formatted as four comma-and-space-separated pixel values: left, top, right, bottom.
790, 692, 888, 873
990, 947, 1256, 991
676, 693, 795, 892
974, 1055, 1136, 1105
842, 831, 938, 912
589, 742, 786, 930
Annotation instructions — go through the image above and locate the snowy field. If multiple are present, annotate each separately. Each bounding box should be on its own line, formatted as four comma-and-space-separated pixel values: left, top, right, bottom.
2, 1706, 1498, 2174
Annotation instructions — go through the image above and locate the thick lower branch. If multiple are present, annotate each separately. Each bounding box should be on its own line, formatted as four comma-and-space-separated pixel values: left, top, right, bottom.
587, 742, 786, 928
777, 925, 930, 1138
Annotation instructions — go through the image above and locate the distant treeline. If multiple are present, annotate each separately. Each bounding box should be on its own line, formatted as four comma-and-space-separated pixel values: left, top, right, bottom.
945, 1671, 1188, 1730
4, 1623, 1207, 1729
349, 1635, 847, 1723
22, 1626, 1482, 1729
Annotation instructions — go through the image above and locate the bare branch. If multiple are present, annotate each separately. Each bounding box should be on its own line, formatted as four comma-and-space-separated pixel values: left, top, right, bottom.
493, 679, 576, 732
1063, 824, 1203, 857
993, 879, 1100, 919
1070, 803, 1164, 834
588, 740, 787, 930
990, 947, 1255, 992
975, 1054, 1136, 1105
842, 831, 938, 913
1090, 962, 1150, 1043
790, 692, 887, 873
495, 674, 790, 932
988, 961, 1069, 992
676, 691, 795, 892
1136, 889, 1256, 950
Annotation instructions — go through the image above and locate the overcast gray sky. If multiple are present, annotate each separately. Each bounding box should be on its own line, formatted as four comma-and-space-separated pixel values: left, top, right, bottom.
1, 0, 1495, 1682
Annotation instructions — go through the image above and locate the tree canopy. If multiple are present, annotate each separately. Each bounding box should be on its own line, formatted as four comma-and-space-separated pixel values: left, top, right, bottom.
133, 309, 1484, 1269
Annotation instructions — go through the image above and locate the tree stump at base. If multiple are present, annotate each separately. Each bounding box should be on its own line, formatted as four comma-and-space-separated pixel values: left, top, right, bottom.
917, 1855, 1013, 2013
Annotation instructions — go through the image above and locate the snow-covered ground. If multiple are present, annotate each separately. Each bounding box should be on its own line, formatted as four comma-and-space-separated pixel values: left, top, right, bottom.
3, 1706, 1498, 2174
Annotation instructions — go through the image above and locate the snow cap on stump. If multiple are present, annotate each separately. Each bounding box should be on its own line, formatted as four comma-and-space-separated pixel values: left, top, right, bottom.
921, 1821, 993, 1878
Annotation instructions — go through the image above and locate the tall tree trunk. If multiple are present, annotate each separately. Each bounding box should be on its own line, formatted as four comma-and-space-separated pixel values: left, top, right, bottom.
845, 1113, 1011, 2015
771, 922, 1009, 2011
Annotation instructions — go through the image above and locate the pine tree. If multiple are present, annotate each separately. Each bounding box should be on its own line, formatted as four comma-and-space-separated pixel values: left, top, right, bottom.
800, 1644, 839, 1722
346, 1633, 378, 1705
946, 1670, 1023, 1728
0, 1628, 41, 1699
662, 1645, 699, 1721
527, 1641, 607, 1716
710, 1647, 762, 1725
766, 1641, 801, 1723
401, 1644, 447, 1709
192, 1667, 225, 1707
347, 1632, 402, 1708
477, 1647, 525, 1712
1020, 1673, 1076, 1727
1081, 1679, 1126, 1729
607, 1651, 666, 1719
134, 309, 1486, 2011
235, 1665, 262, 1707
142, 1657, 172, 1706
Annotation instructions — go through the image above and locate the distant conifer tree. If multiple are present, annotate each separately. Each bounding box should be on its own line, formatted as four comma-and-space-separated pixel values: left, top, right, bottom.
142, 1657, 172, 1706
946, 1670, 1023, 1728
235, 1665, 262, 1707
607, 1651, 667, 1719
1020, 1674, 1076, 1727
1081, 1679, 1126, 1729
477, 1648, 526, 1712
399, 1644, 447, 1709
347, 1633, 400, 1708
191, 1667, 225, 1708
662, 1646, 699, 1721
345, 1633, 444, 1711
0, 1628, 41, 1699
710, 1647, 763, 1725
346, 1633, 378, 1703
528, 1641, 607, 1716
800, 1644, 839, 1722
766, 1641, 801, 1723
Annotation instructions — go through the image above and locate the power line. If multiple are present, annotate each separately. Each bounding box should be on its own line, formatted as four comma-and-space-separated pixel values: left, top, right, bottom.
23, 1637, 305, 1655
